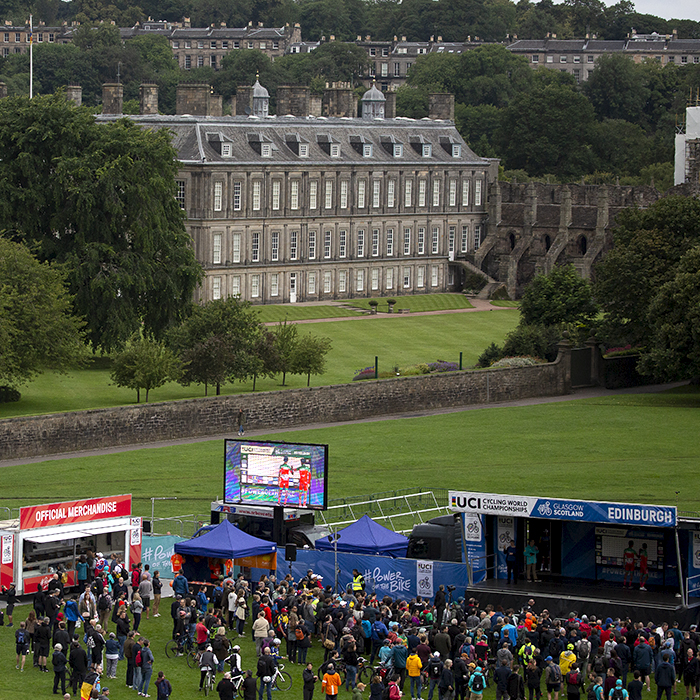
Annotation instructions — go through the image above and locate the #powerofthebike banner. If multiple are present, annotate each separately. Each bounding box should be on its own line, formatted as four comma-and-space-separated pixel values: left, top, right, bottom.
450, 491, 676, 528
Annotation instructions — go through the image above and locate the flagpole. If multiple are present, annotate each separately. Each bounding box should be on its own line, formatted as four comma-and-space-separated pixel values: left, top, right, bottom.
29, 14, 33, 98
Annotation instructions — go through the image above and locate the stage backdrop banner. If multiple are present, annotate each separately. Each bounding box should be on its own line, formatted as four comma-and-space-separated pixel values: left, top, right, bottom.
689, 532, 700, 597
496, 517, 514, 579
141, 535, 185, 578
450, 491, 677, 528
277, 549, 469, 601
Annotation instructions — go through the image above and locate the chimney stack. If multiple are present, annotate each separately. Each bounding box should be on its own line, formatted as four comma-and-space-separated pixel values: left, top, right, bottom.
139, 83, 158, 114
102, 83, 123, 115
65, 84, 82, 106
277, 85, 310, 117
428, 93, 454, 121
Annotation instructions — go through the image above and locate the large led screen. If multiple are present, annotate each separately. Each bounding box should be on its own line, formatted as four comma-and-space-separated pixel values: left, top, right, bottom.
224, 439, 328, 510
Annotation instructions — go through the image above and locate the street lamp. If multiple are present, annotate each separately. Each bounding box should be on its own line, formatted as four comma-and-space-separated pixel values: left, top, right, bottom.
327, 531, 341, 593
150, 497, 177, 533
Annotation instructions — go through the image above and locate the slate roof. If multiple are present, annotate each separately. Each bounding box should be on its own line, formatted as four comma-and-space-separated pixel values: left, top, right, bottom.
100, 114, 489, 167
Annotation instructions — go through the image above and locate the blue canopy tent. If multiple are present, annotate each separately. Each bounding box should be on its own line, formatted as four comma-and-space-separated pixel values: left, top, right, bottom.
315, 514, 409, 558
174, 520, 277, 581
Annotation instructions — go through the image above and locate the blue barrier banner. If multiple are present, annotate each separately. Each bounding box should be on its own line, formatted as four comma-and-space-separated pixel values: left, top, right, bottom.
450, 491, 677, 528
141, 535, 185, 578
689, 532, 700, 597
276, 549, 469, 601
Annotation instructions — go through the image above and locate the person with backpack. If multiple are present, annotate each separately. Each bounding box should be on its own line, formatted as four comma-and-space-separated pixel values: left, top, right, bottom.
427, 652, 444, 700
468, 663, 486, 700
546, 656, 563, 700
508, 666, 526, 700
137, 638, 155, 697
565, 663, 584, 700
15, 620, 29, 671
387, 679, 402, 700
587, 676, 604, 700
371, 619, 390, 664
577, 637, 592, 683
155, 670, 172, 699
608, 679, 628, 700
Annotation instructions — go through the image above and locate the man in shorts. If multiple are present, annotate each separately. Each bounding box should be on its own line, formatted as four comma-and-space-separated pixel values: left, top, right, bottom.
638, 544, 649, 591
298, 466, 311, 508
15, 620, 29, 671
546, 655, 563, 700
277, 457, 293, 506
623, 541, 636, 589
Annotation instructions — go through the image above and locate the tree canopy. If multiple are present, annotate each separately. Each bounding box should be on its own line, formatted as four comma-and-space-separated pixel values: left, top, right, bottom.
0, 93, 202, 352
0, 237, 87, 388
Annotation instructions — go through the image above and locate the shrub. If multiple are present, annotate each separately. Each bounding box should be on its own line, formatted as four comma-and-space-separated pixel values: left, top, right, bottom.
502, 323, 561, 362
490, 356, 545, 368
368, 299, 379, 307
477, 342, 503, 368
428, 361, 459, 373
352, 366, 375, 381
417, 363, 431, 374
462, 269, 487, 294
0, 385, 21, 403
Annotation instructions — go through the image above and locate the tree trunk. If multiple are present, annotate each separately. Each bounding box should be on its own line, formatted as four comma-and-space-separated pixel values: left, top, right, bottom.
216, 382, 220, 395
282, 370, 286, 386
204, 381, 208, 396
307, 372, 311, 387
145, 388, 150, 402
136, 388, 140, 404
253, 374, 257, 392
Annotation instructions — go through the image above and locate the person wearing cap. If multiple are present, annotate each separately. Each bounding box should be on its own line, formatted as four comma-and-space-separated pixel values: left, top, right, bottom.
608, 679, 628, 700
52, 642, 68, 695
97, 685, 110, 699
322, 663, 342, 700
546, 656, 563, 700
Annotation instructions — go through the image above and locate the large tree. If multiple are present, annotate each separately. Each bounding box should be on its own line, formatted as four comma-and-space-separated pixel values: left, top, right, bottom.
595, 196, 700, 347
169, 296, 263, 394
0, 92, 202, 352
0, 237, 87, 388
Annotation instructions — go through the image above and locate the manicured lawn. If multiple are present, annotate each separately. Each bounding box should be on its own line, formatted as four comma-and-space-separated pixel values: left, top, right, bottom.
0, 312, 518, 418
255, 304, 364, 322
490, 300, 520, 308
2, 389, 700, 520
347, 292, 474, 313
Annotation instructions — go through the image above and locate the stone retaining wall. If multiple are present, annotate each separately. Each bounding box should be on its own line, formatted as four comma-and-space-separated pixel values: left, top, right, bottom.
0, 344, 571, 460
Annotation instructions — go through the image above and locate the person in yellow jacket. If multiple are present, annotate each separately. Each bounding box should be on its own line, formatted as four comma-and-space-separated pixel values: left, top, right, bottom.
559, 644, 577, 676
407, 650, 424, 700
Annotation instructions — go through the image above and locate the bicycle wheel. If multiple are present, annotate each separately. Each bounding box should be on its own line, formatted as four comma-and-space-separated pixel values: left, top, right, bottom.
205, 672, 214, 696
273, 670, 292, 691
358, 666, 374, 684
165, 639, 178, 659
186, 650, 198, 668
237, 679, 245, 698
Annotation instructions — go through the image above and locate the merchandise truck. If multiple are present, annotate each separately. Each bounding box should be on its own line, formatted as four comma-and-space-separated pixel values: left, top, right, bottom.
0, 494, 142, 594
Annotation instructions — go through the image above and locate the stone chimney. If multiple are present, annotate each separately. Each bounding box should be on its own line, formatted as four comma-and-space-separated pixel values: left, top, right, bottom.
102, 83, 123, 115
323, 83, 356, 117
65, 84, 82, 106
277, 85, 310, 117
176, 83, 210, 115
139, 83, 158, 114
384, 90, 396, 119
428, 93, 454, 121
234, 85, 253, 115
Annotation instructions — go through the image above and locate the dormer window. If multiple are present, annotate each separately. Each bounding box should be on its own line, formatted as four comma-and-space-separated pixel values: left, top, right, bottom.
330, 143, 341, 158
261, 143, 272, 158
422, 144, 432, 157
317, 133, 341, 157
452, 144, 461, 157
299, 143, 309, 157
394, 144, 403, 157
363, 143, 373, 157
222, 144, 232, 157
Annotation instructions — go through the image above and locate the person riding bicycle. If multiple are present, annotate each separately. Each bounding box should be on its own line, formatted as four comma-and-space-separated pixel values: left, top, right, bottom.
199, 644, 219, 691
225, 645, 243, 682
175, 610, 190, 655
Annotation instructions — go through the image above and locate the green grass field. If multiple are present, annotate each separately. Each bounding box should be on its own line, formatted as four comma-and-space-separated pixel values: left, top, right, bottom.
255, 304, 364, 322
2, 388, 700, 519
0, 311, 518, 419
347, 293, 474, 313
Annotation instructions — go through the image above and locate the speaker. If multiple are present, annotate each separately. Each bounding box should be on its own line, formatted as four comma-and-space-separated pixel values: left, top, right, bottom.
285, 544, 297, 562
143, 520, 152, 534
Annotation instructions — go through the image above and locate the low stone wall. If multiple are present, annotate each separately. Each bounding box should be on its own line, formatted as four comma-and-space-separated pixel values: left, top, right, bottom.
0, 346, 571, 460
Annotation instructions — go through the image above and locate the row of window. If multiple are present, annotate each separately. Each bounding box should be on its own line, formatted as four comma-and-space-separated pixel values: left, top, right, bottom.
208, 225, 482, 264
532, 53, 700, 65
210, 264, 450, 300
368, 62, 413, 78
3, 32, 55, 43
173, 39, 279, 50
218, 141, 457, 160
2, 48, 22, 56
202, 177, 483, 214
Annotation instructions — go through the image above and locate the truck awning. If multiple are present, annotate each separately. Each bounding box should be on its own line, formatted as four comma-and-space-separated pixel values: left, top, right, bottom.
22, 517, 135, 544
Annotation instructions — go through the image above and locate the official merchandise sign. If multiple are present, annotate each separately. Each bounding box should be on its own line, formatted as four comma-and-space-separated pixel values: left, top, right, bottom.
450, 491, 677, 528
19, 495, 132, 530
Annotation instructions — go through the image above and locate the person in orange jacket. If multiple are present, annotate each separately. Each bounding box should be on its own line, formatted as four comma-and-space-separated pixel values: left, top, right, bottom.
322, 663, 341, 700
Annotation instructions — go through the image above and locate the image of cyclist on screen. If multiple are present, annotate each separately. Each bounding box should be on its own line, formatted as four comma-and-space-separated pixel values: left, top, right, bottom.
278, 456, 293, 505
298, 464, 311, 507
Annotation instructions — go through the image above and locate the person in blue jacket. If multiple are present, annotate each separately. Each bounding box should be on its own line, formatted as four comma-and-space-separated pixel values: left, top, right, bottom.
173, 571, 189, 598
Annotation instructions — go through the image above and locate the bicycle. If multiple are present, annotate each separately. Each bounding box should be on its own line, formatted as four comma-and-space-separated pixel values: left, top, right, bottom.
165, 634, 194, 659
203, 668, 216, 696
318, 659, 347, 682
271, 663, 292, 691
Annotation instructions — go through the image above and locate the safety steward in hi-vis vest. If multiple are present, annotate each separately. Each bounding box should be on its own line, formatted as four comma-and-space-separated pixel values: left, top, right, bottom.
352, 569, 365, 592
